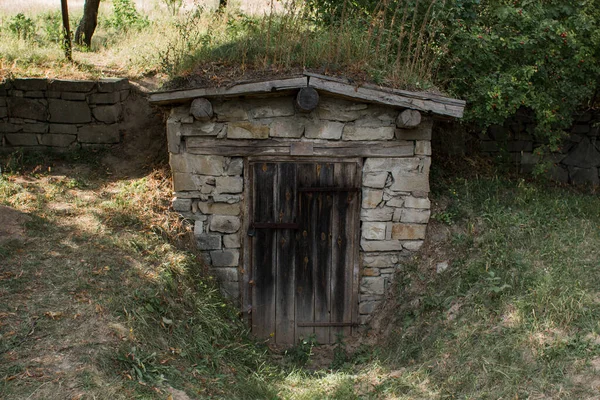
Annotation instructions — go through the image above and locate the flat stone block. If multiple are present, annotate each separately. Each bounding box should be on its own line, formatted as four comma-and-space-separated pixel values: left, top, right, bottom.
181, 121, 225, 137
220, 281, 240, 299
401, 208, 431, 224
198, 202, 240, 216
6, 133, 39, 146
49, 99, 91, 123
215, 176, 243, 194
362, 189, 383, 209
78, 125, 119, 143
214, 100, 248, 121
362, 253, 400, 268
386, 195, 405, 207
395, 118, 433, 140
227, 121, 269, 139
305, 120, 344, 140
8, 98, 47, 121
360, 240, 403, 252
212, 267, 239, 282
39, 134, 76, 147
360, 277, 385, 295
402, 240, 424, 251
568, 166, 600, 185
362, 222, 386, 240
269, 116, 305, 138
342, 125, 395, 141
415, 140, 431, 155
391, 223, 427, 240
166, 119, 181, 154
404, 196, 430, 209
24, 91, 44, 98
92, 104, 122, 123
360, 207, 394, 222
210, 250, 240, 267
317, 97, 368, 121
170, 153, 225, 176
248, 97, 295, 119
49, 123, 77, 134
23, 124, 48, 133
210, 215, 241, 233
97, 78, 129, 93
0, 107, 7, 118
223, 234, 241, 248
172, 198, 192, 212
359, 300, 381, 315
196, 233, 221, 250
390, 175, 430, 192
49, 80, 95, 92
13, 78, 48, 92
225, 158, 244, 176
194, 220, 204, 235
363, 172, 388, 189
89, 92, 120, 105
0, 123, 23, 133
61, 92, 87, 101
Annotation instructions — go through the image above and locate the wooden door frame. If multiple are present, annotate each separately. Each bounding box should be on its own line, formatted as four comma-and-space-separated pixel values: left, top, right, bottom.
241, 156, 363, 342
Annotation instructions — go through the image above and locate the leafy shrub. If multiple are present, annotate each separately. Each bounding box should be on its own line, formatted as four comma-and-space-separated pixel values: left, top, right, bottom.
105, 0, 150, 32
439, 0, 600, 152
8, 13, 36, 40
39, 11, 63, 44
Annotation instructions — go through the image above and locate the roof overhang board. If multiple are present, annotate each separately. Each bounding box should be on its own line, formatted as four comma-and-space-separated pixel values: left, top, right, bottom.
149, 73, 465, 119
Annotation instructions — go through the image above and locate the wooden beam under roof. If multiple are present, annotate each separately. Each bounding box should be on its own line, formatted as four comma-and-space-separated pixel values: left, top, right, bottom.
149, 73, 466, 118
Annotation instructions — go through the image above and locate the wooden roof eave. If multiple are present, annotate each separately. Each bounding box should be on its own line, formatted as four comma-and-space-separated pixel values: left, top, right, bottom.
148, 73, 465, 119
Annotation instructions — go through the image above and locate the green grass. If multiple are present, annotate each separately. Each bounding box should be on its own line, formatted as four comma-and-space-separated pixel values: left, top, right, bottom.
1, 150, 599, 398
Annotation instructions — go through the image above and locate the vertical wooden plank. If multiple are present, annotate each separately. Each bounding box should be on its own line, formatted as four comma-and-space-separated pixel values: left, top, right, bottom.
252, 162, 277, 340
242, 158, 251, 325
313, 163, 334, 343
275, 163, 297, 345
348, 160, 363, 332
295, 163, 316, 343
330, 162, 357, 341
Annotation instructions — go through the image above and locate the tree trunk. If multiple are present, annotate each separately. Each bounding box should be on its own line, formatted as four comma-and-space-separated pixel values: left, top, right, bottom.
75, 0, 101, 47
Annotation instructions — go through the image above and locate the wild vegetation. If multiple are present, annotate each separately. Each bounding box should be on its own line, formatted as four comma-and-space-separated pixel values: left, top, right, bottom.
1, 0, 598, 143
1, 149, 599, 399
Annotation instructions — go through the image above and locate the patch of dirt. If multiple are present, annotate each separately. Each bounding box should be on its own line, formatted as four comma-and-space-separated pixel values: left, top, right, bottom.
0, 205, 30, 244
100, 88, 168, 179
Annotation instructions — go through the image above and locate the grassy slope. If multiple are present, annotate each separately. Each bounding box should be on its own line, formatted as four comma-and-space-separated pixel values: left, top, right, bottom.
1, 150, 599, 399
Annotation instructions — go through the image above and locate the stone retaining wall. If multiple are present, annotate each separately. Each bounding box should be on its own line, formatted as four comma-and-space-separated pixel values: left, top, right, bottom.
167, 94, 434, 323
0, 78, 130, 149
479, 109, 600, 184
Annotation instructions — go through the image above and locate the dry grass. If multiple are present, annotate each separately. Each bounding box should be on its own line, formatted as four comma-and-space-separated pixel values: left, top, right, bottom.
0, 0, 448, 91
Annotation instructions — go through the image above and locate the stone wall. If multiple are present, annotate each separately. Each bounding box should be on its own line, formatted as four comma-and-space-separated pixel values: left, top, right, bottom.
0, 78, 130, 149
167, 94, 433, 322
479, 109, 600, 185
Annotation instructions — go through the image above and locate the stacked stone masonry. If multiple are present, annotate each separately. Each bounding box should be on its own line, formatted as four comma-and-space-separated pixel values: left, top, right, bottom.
0, 78, 130, 149
168, 94, 434, 323
480, 108, 600, 185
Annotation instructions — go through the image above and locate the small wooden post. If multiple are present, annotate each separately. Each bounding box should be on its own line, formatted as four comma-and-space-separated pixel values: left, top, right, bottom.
60, 0, 72, 61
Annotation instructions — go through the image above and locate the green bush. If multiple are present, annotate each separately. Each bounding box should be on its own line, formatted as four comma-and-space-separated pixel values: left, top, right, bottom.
105, 0, 150, 32
439, 0, 600, 151
8, 13, 36, 40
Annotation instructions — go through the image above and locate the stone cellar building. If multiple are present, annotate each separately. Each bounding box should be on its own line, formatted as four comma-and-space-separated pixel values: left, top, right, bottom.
149, 73, 465, 345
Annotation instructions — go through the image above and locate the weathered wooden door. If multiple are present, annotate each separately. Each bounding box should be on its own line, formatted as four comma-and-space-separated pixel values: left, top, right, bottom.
249, 161, 360, 345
